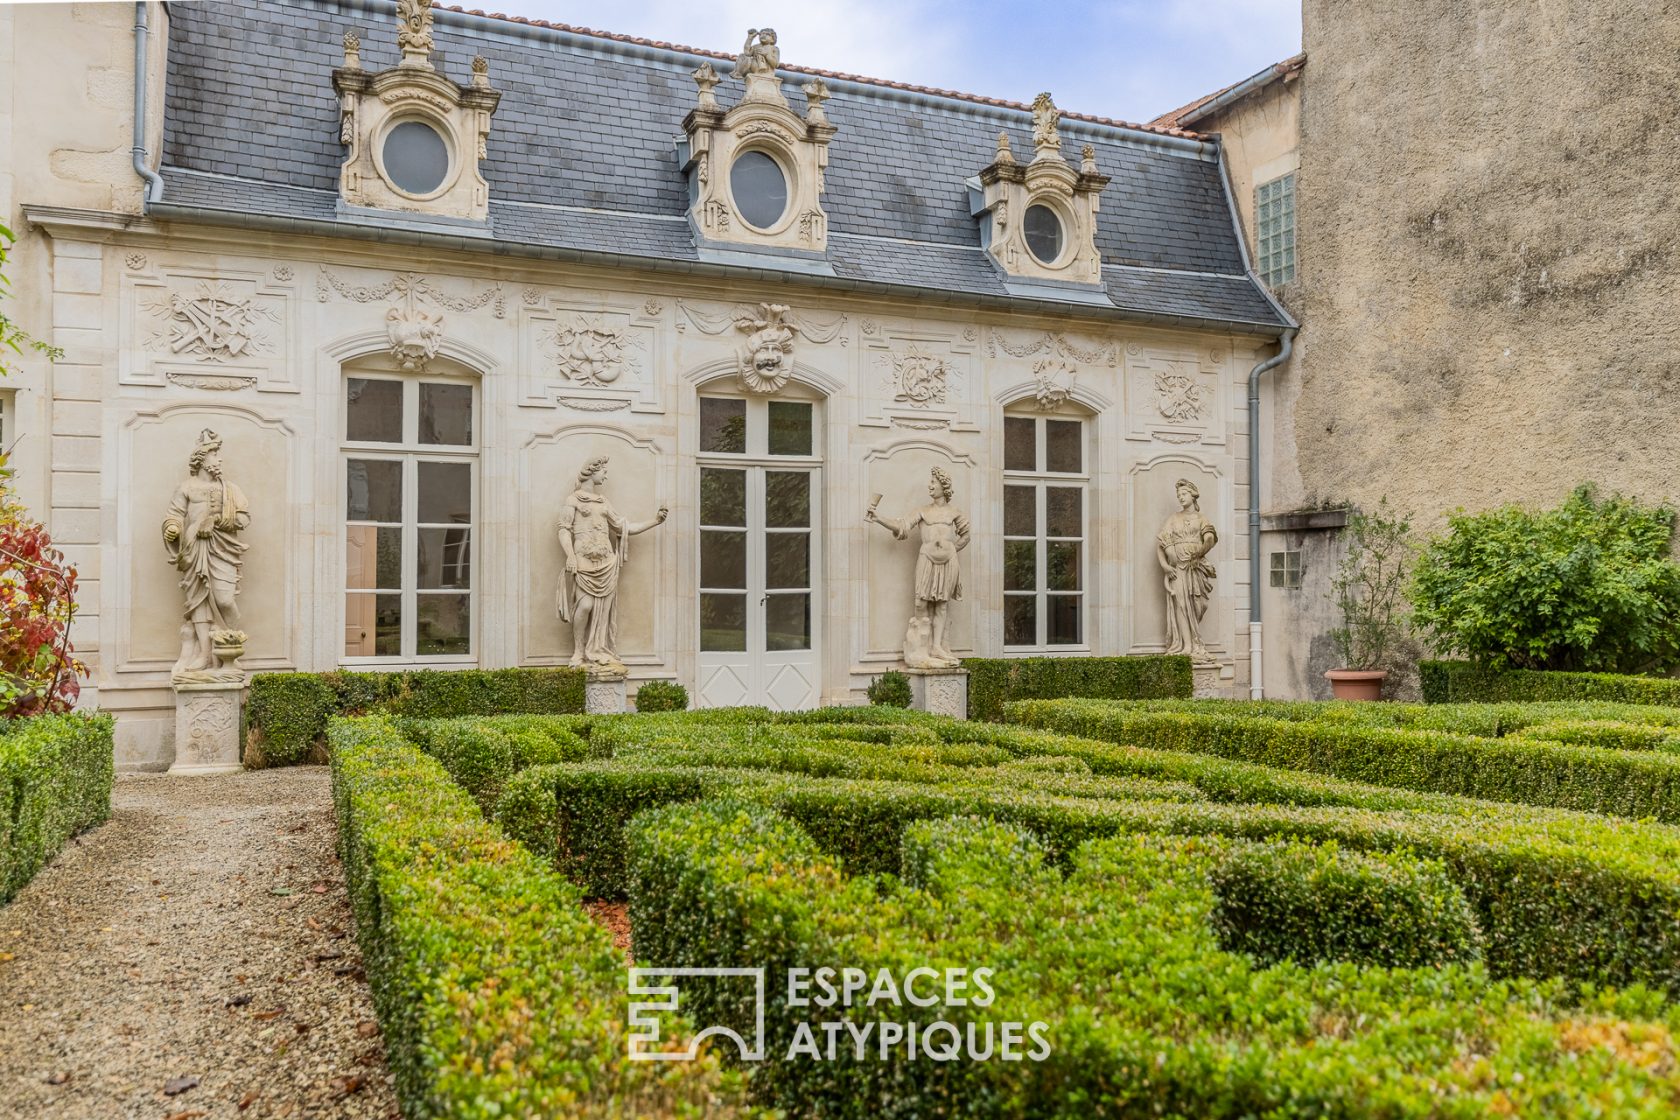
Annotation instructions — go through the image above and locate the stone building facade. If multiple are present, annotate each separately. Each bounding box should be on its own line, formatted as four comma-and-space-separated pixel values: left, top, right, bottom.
1, 0, 1290, 768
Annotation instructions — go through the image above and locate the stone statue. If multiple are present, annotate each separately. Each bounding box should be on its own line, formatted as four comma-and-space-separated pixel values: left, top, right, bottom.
867, 467, 971, 669
162, 429, 251, 680
736, 27, 780, 78
1157, 478, 1218, 663
557, 456, 668, 672
1031, 91, 1061, 156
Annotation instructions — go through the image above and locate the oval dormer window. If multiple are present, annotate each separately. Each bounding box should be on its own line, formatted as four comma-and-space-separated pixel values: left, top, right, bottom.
382, 120, 450, 196
731, 151, 789, 230
1024, 205, 1064, 265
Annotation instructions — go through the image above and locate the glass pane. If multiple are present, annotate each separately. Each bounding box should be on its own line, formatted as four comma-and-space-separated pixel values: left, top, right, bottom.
347, 377, 403, 443
1004, 485, 1036, 537
1004, 416, 1037, 472
347, 458, 402, 522
768, 401, 813, 456
1046, 487, 1083, 538
418, 461, 471, 524
1004, 595, 1036, 647
765, 471, 810, 528
345, 524, 401, 590
416, 593, 471, 656
700, 398, 746, 454
419, 382, 472, 446
418, 526, 471, 589
345, 592, 401, 658
382, 120, 450, 195
1047, 595, 1081, 646
1004, 540, 1036, 592
700, 593, 747, 652
731, 150, 789, 229
701, 530, 747, 589
700, 467, 746, 527
1046, 420, 1082, 473
1024, 204, 1063, 264
766, 533, 810, 589
1047, 541, 1081, 592
765, 593, 811, 651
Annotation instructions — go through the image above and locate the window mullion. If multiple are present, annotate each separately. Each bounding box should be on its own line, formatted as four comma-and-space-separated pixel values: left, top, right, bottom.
403, 455, 418, 660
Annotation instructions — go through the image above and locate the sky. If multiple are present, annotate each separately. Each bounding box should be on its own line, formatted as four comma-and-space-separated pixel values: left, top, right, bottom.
462, 0, 1302, 124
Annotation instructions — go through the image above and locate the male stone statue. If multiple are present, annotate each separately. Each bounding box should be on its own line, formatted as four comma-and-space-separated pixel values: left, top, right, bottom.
866, 466, 971, 668
736, 27, 780, 78
557, 456, 668, 671
1157, 478, 1218, 663
162, 429, 251, 677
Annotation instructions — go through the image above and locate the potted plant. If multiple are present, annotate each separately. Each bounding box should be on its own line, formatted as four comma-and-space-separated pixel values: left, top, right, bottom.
1326, 501, 1412, 700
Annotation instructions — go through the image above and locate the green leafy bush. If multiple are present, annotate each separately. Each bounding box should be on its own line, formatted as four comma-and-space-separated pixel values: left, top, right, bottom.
633, 679, 688, 712
326, 716, 748, 1119
0, 713, 112, 901
1328, 501, 1413, 670
865, 669, 912, 708
1421, 659, 1680, 705
1410, 485, 1680, 673
401, 715, 589, 811
245, 667, 587, 767
963, 654, 1191, 721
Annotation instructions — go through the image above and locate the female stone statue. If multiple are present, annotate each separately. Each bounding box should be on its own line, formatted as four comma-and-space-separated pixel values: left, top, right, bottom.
161, 429, 250, 677
1156, 478, 1218, 662
866, 466, 971, 668
557, 456, 667, 671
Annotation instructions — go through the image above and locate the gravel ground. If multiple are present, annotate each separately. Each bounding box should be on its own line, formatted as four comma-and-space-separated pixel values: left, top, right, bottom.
0, 767, 399, 1120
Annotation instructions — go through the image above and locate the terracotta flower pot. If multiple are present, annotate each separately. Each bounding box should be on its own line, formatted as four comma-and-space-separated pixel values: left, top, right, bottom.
1325, 669, 1387, 701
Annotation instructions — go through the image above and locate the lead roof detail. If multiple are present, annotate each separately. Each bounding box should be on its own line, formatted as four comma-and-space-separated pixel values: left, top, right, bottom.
159, 0, 1288, 330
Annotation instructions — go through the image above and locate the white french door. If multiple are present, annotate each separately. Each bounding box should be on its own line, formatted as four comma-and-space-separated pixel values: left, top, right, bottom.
696, 395, 822, 710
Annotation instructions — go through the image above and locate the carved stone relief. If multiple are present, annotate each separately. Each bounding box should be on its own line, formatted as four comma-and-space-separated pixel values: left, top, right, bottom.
319, 267, 503, 374
121, 265, 300, 392
1126, 347, 1225, 445
521, 295, 660, 411
677, 300, 845, 395
1030, 359, 1077, 410
862, 324, 978, 430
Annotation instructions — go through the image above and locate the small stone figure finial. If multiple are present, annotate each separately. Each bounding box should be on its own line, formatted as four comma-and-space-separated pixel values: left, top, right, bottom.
395, 0, 434, 68
1081, 143, 1097, 175
736, 27, 780, 79
1031, 91, 1061, 156
803, 77, 831, 125
994, 130, 1015, 166
342, 29, 362, 69
471, 55, 490, 88
693, 61, 721, 112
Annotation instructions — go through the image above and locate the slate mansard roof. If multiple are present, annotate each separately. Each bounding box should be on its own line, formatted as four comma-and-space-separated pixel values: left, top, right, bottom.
156, 0, 1289, 332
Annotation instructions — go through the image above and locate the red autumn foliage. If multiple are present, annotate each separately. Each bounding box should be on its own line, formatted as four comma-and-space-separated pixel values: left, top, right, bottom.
0, 481, 85, 715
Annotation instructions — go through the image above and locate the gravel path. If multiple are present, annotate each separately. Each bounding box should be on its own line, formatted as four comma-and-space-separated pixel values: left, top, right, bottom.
0, 768, 399, 1120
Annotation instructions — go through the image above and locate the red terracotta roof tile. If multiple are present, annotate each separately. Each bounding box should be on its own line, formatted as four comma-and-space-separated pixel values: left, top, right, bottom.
1152, 53, 1305, 129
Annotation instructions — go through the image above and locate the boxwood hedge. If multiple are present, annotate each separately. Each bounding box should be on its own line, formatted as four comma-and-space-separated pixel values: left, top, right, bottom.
325, 715, 748, 1119
0, 713, 113, 901
1423, 659, 1680, 705
962, 654, 1192, 721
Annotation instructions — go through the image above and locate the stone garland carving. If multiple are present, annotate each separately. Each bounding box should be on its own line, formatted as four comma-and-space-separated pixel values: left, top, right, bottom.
144, 282, 278, 361
161, 430, 251, 683
319, 269, 504, 372
1154, 371, 1210, 423
892, 346, 950, 407
677, 300, 847, 394
550, 315, 626, 386
1156, 478, 1218, 665
1031, 359, 1077, 410
866, 468, 971, 669
166, 373, 259, 392
556, 396, 630, 412
987, 327, 1119, 367
557, 456, 668, 672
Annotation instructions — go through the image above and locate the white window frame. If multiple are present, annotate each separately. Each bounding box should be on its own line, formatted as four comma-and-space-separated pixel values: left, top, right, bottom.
1002, 413, 1089, 652
1256, 172, 1296, 287
0, 390, 13, 454
340, 372, 479, 665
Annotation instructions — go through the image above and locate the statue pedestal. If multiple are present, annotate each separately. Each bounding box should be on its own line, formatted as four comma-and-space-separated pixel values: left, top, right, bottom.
585, 668, 628, 715
1192, 662, 1223, 699
169, 681, 246, 776
907, 667, 968, 720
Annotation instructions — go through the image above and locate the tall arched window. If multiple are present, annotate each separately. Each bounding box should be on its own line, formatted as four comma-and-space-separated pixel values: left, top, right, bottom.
1002, 411, 1088, 650
342, 364, 477, 661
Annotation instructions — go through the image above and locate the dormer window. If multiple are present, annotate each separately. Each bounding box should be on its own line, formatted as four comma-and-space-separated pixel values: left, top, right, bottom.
731, 150, 790, 230
380, 119, 451, 197
1024, 204, 1064, 265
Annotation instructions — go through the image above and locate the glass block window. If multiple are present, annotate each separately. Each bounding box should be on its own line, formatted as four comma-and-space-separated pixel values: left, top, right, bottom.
343, 373, 476, 661
1003, 415, 1087, 649
1256, 173, 1296, 287
1269, 550, 1303, 590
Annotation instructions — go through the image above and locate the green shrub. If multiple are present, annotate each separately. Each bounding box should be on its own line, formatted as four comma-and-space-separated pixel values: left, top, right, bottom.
1410, 485, 1680, 673
1210, 840, 1481, 969
633, 679, 688, 712
326, 716, 748, 1119
402, 715, 588, 812
245, 667, 587, 767
1509, 719, 1680, 753
963, 654, 1191, 721
865, 670, 912, 708
0, 713, 113, 901
1421, 659, 1680, 706
627, 804, 1680, 1118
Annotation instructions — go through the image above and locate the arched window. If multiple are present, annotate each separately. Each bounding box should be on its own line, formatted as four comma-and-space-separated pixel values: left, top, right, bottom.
341, 364, 477, 661
1002, 411, 1088, 650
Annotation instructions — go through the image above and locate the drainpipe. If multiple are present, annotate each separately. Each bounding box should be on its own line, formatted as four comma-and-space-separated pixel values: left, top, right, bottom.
132, 1, 164, 205
1247, 327, 1295, 699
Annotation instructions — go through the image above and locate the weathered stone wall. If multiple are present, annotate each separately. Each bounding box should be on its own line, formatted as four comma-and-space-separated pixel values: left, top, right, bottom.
1282, 0, 1680, 523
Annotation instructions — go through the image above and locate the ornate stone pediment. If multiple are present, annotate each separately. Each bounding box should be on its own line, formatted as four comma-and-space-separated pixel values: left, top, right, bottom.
332, 0, 501, 222
681, 30, 837, 252
973, 93, 1109, 285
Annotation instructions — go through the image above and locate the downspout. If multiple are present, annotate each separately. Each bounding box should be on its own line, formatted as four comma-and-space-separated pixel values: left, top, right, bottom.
1248, 328, 1295, 699
132, 1, 164, 205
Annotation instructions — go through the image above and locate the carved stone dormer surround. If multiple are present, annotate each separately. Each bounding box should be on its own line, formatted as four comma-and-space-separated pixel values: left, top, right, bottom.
681, 29, 837, 254
332, 0, 502, 223
972, 93, 1110, 287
